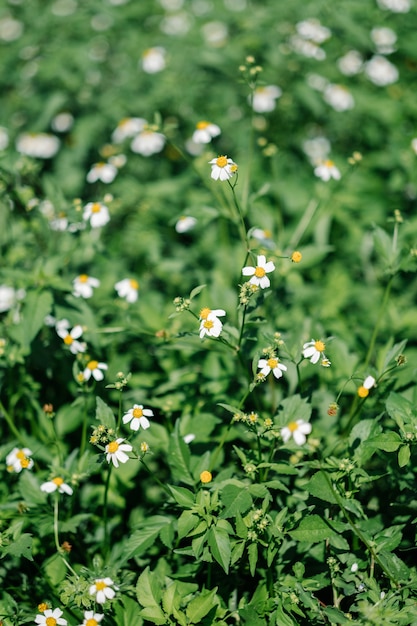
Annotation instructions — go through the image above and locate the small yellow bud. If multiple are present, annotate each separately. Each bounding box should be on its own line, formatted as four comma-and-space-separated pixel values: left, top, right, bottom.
200, 470, 212, 484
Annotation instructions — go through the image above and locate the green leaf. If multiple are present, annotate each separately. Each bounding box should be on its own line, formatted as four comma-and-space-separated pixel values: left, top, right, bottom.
289, 515, 338, 543
8, 290, 53, 351
398, 444, 410, 467
168, 485, 195, 508
323, 607, 352, 624
136, 567, 163, 608
123, 516, 171, 561
95, 396, 116, 430
2, 532, 33, 561
177, 510, 200, 540
386, 391, 416, 432
377, 551, 409, 583
114, 595, 144, 626
189, 284, 206, 299
248, 542, 258, 577
306, 471, 338, 504
168, 420, 194, 485
207, 526, 231, 573
220, 484, 253, 518
139, 606, 167, 625
186, 587, 218, 623
275, 395, 312, 428
363, 432, 402, 453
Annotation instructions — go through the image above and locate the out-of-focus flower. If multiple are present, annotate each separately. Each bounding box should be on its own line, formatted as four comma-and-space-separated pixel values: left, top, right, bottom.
0, 285, 25, 312
0, 126, 9, 150
56, 324, 86, 354
160, 12, 191, 36
105, 439, 132, 468
89, 578, 118, 604
201, 20, 228, 46
141, 46, 166, 73
303, 136, 331, 164
51, 112, 74, 133
291, 251, 302, 263
364, 55, 399, 86
242, 254, 275, 289
314, 159, 341, 181
16, 132, 60, 158
86, 162, 117, 184
323, 84, 355, 111
131, 128, 166, 156
303, 339, 330, 366
122, 404, 153, 431
209, 155, 238, 181
0, 16, 23, 42
199, 313, 224, 339
83, 202, 110, 228
175, 215, 197, 233
411, 138, 417, 155
290, 35, 326, 60
73, 275, 100, 299
41, 477, 73, 495
371, 27, 397, 55
281, 420, 312, 445
251, 85, 282, 113
337, 50, 363, 76
377, 0, 410, 12
78, 610, 104, 626
192, 121, 221, 144
257, 356, 287, 380
83, 360, 108, 382
115, 278, 139, 303
35, 607, 67, 626
357, 375, 376, 398
296, 18, 331, 44
112, 117, 146, 143
6, 447, 34, 473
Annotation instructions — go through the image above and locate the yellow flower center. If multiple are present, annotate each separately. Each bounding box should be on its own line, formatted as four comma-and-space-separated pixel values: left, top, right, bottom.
46, 618, 57, 626
38, 603, 49, 612
324, 160, 334, 167
91, 202, 102, 213
107, 441, 119, 454
86, 619, 98, 626
291, 251, 302, 263
203, 320, 214, 330
287, 421, 299, 432
200, 470, 212, 483
95, 580, 107, 591
87, 360, 98, 370
254, 266, 266, 278
21, 458, 30, 468
199, 307, 211, 320
314, 340, 325, 352
230, 164, 238, 173
16, 450, 26, 460
216, 155, 228, 168
357, 386, 369, 398
52, 477, 64, 487
267, 358, 278, 368
79, 274, 89, 283
63, 334, 73, 345
248, 412, 258, 423
133, 407, 143, 418
129, 279, 139, 289
197, 120, 210, 129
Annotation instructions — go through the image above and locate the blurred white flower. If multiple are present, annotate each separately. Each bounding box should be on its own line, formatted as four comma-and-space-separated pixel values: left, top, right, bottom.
0, 285, 25, 312
201, 21, 228, 46
303, 136, 331, 164
337, 50, 363, 76
83, 360, 108, 382
371, 27, 397, 54
105, 440, 132, 468
73, 275, 100, 299
131, 129, 166, 156
141, 47, 166, 73
296, 18, 331, 44
250, 228, 274, 246
79, 611, 104, 626
89, 577, 118, 603
41, 477, 73, 495
242, 254, 275, 289
35, 608, 67, 626
377, 0, 410, 12
251, 85, 282, 113
160, 12, 192, 36
86, 162, 117, 184
114, 278, 139, 303
112, 117, 146, 143
364, 55, 399, 86
281, 420, 312, 445
123, 404, 153, 431
0, 16, 23, 42
51, 112, 74, 132
290, 35, 326, 60
411, 138, 417, 155
357, 375, 376, 398
6, 447, 34, 473
56, 324, 86, 354
303, 339, 329, 365
16, 132, 60, 158
209, 155, 237, 181
314, 159, 341, 181
83, 201, 110, 227
0, 127, 9, 150
323, 84, 355, 111
192, 121, 221, 144
175, 215, 197, 233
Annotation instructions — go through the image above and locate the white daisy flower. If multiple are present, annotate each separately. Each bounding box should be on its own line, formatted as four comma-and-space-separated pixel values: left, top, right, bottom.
105, 439, 132, 468
83, 360, 108, 382
175, 216, 197, 233
0, 285, 25, 312
323, 84, 355, 111
192, 121, 221, 144
16, 132, 60, 159
371, 27, 397, 55
209, 155, 238, 181
56, 324, 86, 354
364, 55, 399, 86
6, 447, 34, 473
86, 162, 118, 184
89, 577, 118, 604
122, 404, 153, 431
131, 129, 166, 156
281, 420, 312, 445
40, 477, 73, 496
251, 85, 282, 113
257, 356, 287, 380
377, 0, 410, 12
83, 202, 110, 228
35, 608, 67, 626
303, 339, 329, 365
199, 314, 223, 339
314, 159, 341, 181
78, 610, 104, 626
358, 375, 376, 398
337, 50, 363, 76
296, 18, 331, 44
114, 278, 139, 303
141, 46, 166, 73
72, 275, 100, 299
242, 254, 275, 289
112, 117, 147, 143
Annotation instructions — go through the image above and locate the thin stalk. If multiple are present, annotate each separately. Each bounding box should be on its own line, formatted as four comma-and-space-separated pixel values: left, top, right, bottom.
0, 399, 25, 445
287, 199, 319, 251
102, 463, 113, 555
79, 389, 89, 458
53, 496, 78, 578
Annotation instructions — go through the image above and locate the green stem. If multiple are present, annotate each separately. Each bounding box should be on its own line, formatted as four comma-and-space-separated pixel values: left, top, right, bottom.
53, 496, 78, 577
79, 389, 89, 458
287, 199, 319, 251
0, 399, 26, 445
102, 463, 113, 555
